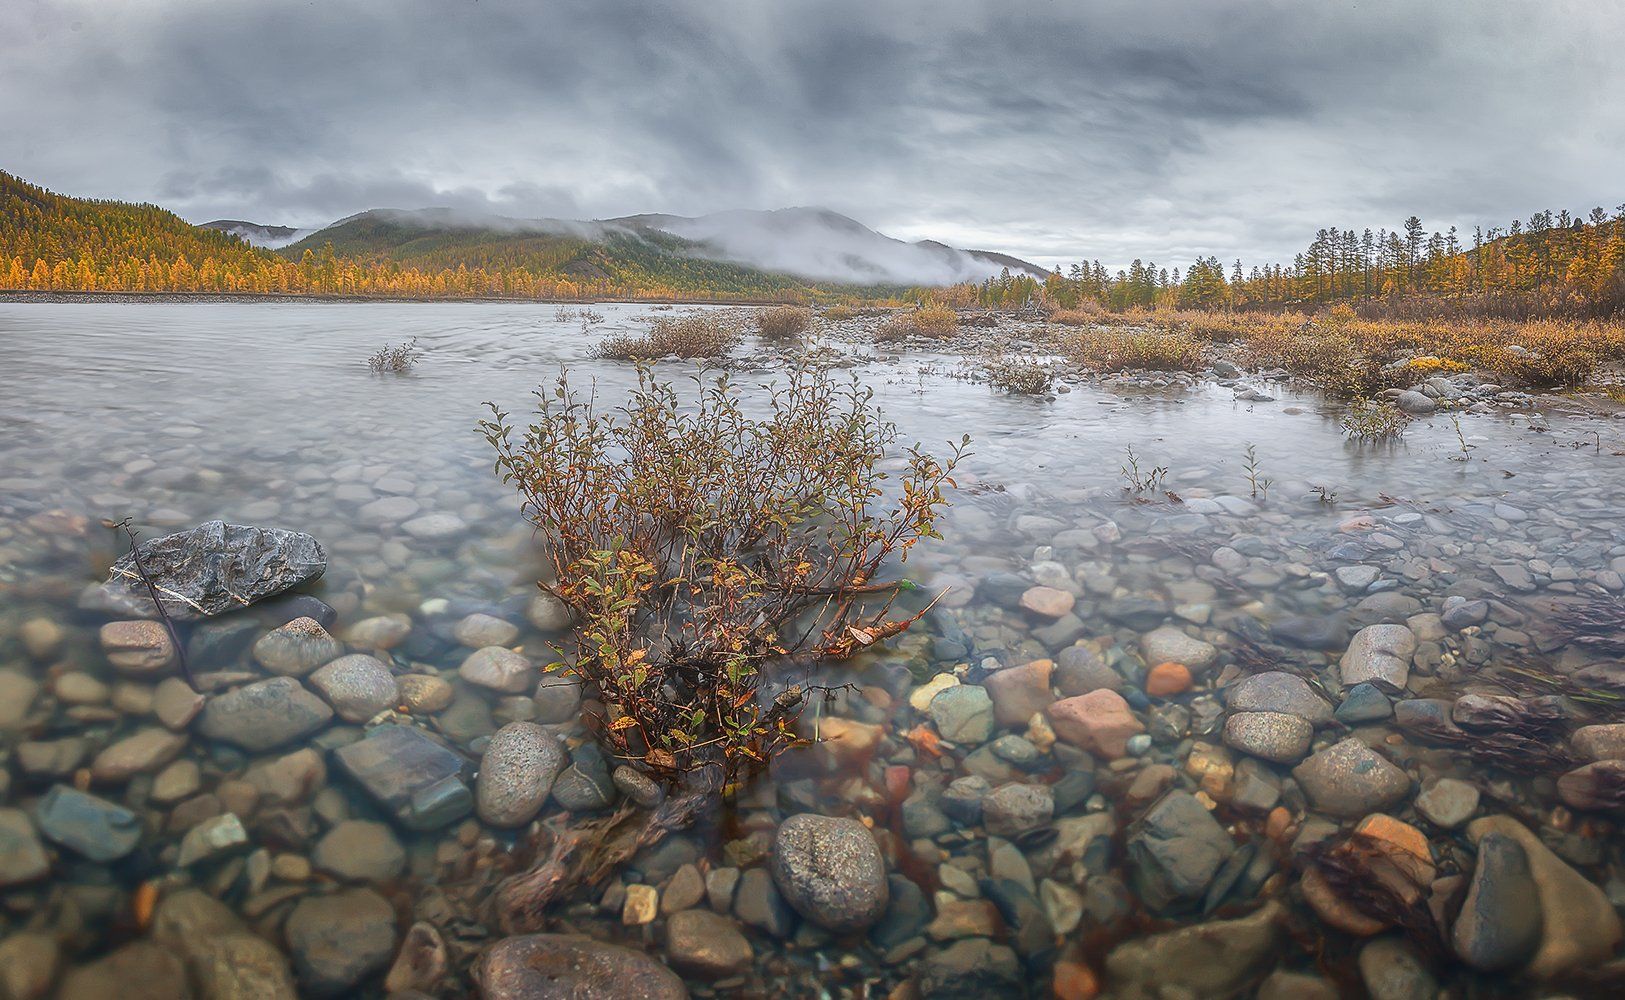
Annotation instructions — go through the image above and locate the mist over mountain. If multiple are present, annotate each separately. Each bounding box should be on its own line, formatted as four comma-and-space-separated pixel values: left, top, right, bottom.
281, 205, 1044, 286
609, 207, 1048, 285
199, 220, 317, 250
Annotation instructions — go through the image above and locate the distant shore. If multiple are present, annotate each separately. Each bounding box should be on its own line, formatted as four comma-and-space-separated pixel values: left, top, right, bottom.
0, 289, 782, 307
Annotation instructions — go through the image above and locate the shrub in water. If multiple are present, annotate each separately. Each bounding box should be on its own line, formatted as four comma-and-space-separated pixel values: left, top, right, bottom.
590, 312, 744, 360
755, 305, 812, 341
480, 362, 967, 783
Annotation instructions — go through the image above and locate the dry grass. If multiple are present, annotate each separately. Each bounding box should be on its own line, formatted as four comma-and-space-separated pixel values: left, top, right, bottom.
591, 312, 745, 360
755, 305, 812, 341
823, 304, 856, 321
976, 349, 1054, 394
1060, 326, 1207, 373
876, 305, 960, 342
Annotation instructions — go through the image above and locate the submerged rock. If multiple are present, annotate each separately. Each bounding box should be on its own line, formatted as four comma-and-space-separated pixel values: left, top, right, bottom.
1104, 901, 1283, 999
1226, 671, 1333, 725
332, 724, 472, 830
918, 938, 1023, 1000
33, 786, 142, 862
1222, 711, 1313, 763
476, 721, 566, 827
98, 520, 326, 620
1465, 815, 1624, 978
0, 809, 50, 887
1339, 624, 1416, 692
1292, 737, 1410, 818
475, 934, 688, 1000
309, 653, 399, 722
197, 677, 334, 752
1128, 790, 1236, 912
1452, 832, 1541, 971
285, 888, 398, 996
770, 813, 889, 931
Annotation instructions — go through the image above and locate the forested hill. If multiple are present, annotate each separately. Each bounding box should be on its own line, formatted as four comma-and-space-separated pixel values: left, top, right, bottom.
0, 171, 865, 300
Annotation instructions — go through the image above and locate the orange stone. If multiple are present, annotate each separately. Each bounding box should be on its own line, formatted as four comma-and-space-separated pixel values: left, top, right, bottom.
1052, 959, 1100, 1000
1145, 662, 1193, 697
1354, 813, 1436, 884
1265, 806, 1295, 843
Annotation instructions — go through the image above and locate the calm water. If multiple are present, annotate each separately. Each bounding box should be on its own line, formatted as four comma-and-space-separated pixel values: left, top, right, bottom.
1, 302, 1622, 998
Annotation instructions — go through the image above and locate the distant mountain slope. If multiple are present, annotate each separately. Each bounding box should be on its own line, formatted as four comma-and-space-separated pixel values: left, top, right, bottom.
606, 207, 1049, 284
200, 219, 315, 249
280, 208, 822, 297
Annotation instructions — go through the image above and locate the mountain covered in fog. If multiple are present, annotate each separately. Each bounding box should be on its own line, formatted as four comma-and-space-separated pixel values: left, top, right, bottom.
199, 219, 317, 250
283, 205, 1045, 287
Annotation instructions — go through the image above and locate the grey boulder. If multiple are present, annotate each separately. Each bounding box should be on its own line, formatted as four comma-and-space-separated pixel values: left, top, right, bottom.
99, 520, 326, 620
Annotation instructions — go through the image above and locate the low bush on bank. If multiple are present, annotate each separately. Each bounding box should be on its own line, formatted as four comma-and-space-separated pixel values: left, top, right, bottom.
877, 305, 959, 342
755, 305, 812, 341
479, 362, 967, 783
590, 312, 745, 360
1061, 327, 1207, 373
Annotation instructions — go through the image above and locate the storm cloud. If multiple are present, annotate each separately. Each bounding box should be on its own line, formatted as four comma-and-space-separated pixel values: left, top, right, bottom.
2, 0, 1621, 270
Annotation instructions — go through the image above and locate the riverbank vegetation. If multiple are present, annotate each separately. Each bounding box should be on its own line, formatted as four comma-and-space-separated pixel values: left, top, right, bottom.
479, 363, 967, 783
589, 312, 745, 360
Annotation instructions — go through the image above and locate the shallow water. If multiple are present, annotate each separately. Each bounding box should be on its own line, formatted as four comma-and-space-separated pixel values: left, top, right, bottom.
1, 302, 1623, 998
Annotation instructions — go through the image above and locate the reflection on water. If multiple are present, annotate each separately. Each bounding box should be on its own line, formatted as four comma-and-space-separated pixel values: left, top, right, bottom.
1, 302, 1623, 998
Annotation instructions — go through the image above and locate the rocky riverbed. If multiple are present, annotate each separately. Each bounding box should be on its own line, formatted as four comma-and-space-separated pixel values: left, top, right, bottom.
1, 301, 1624, 998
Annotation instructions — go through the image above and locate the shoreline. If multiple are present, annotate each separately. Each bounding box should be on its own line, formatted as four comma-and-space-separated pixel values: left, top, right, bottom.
0, 289, 785, 307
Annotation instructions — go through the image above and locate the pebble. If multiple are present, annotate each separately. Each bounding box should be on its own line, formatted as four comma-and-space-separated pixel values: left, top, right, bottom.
99, 620, 176, 674
1452, 832, 1541, 971
770, 813, 889, 931
1415, 778, 1479, 828
1048, 689, 1144, 759
929, 685, 995, 744
197, 677, 335, 751
1339, 624, 1416, 691
1291, 738, 1411, 818
309, 653, 400, 722
285, 888, 399, 995
1140, 626, 1218, 672
252, 617, 342, 675
458, 646, 535, 694
476, 722, 566, 827
665, 909, 753, 979
313, 819, 406, 881
1222, 711, 1313, 763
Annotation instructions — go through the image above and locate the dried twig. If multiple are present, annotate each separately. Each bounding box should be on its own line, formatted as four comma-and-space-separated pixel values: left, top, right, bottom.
111, 517, 196, 690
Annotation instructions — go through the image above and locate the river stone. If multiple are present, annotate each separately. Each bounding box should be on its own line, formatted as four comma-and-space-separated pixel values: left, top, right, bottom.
33, 786, 142, 861
384, 921, 448, 994
0, 809, 50, 887
1053, 644, 1123, 695
313, 819, 406, 881
1222, 711, 1313, 763
770, 813, 889, 931
252, 617, 342, 676
1104, 901, 1283, 999
918, 937, 1023, 999
1393, 390, 1437, 414
1140, 626, 1218, 672
1339, 624, 1416, 691
285, 887, 398, 996
453, 612, 519, 648
332, 724, 472, 830
1415, 778, 1479, 829
1226, 672, 1333, 725
665, 909, 752, 979
1048, 689, 1144, 759
197, 677, 334, 751
1359, 936, 1437, 1000
1129, 791, 1236, 912
982, 658, 1054, 728
90, 727, 188, 782
309, 654, 399, 722
176, 812, 249, 867
929, 684, 995, 744
1334, 683, 1392, 724
99, 620, 177, 674
459, 646, 534, 694
56, 942, 190, 1000
475, 934, 688, 1000
476, 721, 567, 827
1466, 815, 1624, 978
0, 670, 40, 731
1452, 833, 1542, 971
1291, 738, 1411, 818
1572, 722, 1625, 761
1272, 615, 1348, 651
1556, 759, 1625, 811
99, 520, 326, 620
982, 782, 1054, 837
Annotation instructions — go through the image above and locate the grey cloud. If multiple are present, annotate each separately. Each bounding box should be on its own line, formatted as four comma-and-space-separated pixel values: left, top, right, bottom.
2, 0, 1622, 271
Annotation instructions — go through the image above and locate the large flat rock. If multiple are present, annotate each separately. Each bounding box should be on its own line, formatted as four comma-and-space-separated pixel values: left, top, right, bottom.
98, 520, 326, 620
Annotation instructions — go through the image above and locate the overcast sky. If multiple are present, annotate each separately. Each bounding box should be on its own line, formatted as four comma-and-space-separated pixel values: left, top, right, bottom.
3, 0, 1621, 270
